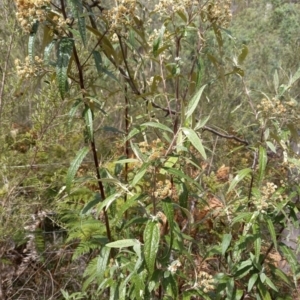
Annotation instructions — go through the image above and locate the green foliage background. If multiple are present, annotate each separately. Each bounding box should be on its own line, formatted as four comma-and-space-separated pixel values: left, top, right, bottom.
1, 0, 300, 299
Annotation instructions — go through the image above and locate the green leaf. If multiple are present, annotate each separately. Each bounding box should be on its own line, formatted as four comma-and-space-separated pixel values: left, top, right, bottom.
106, 239, 140, 248
258, 146, 267, 184
252, 223, 261, 263
227, 168, 252, 193
234, 259, 253, 279
153, 25, 165, 57
56, 37, 74, 99
161, 167, 203, 190
116, 194, 145, 223
164, 273, 178, 299
141, 121, 173, 133
177, 10, 187, 22
268, 264, 291, 286
81, 193, 101, 214
290, 65, 300, 87
182, 127, 206, 159
44, 39, 56, 65
279, 244, 298, 274
178, 182, 188, 209
66, 146, 89, 194
131, 162, 151, 186
114, 158, 139, 164
93, 50, 102, 73
132, 274, 145, 300
232, 212, 253, 224
185, 84, 207, 119
226, 277, 235, 299
143, 220, 160, 276
248, 273, 258, 292
257, 280, 272, 300
260, 273, 266, 283
28, 21, 39, 64
160, 156, 179, 175
92, 50, 119, 82
264, 276, 278, 292
162, 198, 174, 257
194, 113, 211, 131
82, 246, 110, 290
83, 106, 94, 141
97, 191, 122, 213
212, 23, 223, 48
238, 45, 248, 65
265, 216, 277, 251
68, 0, 86, 46
68, 98, 83, 130
130, 141, 147, 162
163, 156, 179, 168
221, 233, 232, 256
266, 141, 276, 153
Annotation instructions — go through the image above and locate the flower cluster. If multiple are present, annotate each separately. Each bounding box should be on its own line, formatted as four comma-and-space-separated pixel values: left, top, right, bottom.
198, 271, 214, 293
258, 181, 284, 211
154, 179, 172, 200
257, 98, 287, 116
153, 0, 199, 16
15, 56, 44, 78
139, 138, 165, 161
205, 0, 232, 28
102, 0, 137, 33
257, 98, 299, 123
167, 259, 182, 273
15, 0, 50, 33
47, 14, 72, 37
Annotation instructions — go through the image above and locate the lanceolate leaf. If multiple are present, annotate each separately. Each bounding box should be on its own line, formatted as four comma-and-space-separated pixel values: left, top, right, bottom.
81, 193, 101, 214
93, 50, 119, 82
153, 25, 165, 57
227, 168, 252, 193
93, 50, 102, 73
258, 146, 267, 184
185, 85, 206, 119
238, 44, 248, 65
116, 194, 145, 221
82, 246, 111, 290
165, 273, 178, 299
252, 223, 261, 263
248, 273, 258, 293
28, 21, 39, 64
44, 39, 57, 65
162, 198, 174, 257
56, 37, 74, 99
68, 0, 86, 46
83, 106, 94, 141
141, 122, 173, 133
221, 233, 232, 256
143, 220, 160, 276
162, 167, 202, 190
66, 146, 89, 194
68, 98, 83, 130
106, 239, 140, 248
265, 216, 277, 251
132, 162, 151, 186
257, 280, 272, 300
182, 127, 206, 159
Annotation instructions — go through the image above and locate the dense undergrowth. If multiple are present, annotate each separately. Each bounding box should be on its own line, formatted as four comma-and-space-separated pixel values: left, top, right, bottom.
1, 0, 300, 299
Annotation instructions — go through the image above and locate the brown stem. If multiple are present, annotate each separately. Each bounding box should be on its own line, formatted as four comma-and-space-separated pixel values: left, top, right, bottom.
60, 0, 112, 242
124, 85, 129, 218
173, 35, 182, 134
